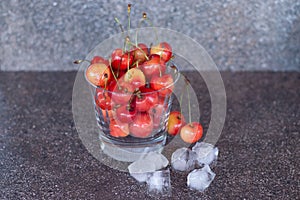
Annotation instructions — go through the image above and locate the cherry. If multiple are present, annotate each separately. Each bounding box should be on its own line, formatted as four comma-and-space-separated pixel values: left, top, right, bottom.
129, 112, 153, 138
140, 54, 166, 79
149, 97, 167, 129
135, 87, 159, 112
131, 43, 148, 64
91, 56, 109, 65
86, 63, 112, 88
150, 74, 174, 97
123, 68, 146, 89
111, 81, 135, 105
109, 119, 130, 137
113, 69, 126, 79
111, 48, 133, 71
180, 122, 203, 143
150, 42, 172, 62
115, 103, 137, 123
111, 48, 122, 69
95, 87, 112, 110
167, 111, 186, 136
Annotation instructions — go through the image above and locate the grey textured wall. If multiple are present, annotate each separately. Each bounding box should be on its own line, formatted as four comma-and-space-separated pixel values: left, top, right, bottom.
1, 0, 299, 71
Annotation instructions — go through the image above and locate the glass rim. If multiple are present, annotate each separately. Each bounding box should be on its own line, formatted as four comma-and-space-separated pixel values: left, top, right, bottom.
84, 62, 181, 95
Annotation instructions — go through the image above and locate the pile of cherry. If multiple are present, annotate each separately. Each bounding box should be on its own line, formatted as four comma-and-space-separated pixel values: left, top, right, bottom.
84, 42, 203, 144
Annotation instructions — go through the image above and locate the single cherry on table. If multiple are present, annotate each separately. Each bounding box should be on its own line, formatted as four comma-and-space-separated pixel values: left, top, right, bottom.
180, 122, 203, 144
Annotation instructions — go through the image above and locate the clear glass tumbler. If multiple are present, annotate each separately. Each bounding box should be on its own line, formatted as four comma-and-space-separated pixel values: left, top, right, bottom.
85, 63, 180, 162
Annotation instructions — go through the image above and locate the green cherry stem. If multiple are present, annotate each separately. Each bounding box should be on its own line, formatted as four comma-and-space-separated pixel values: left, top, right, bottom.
126, 40, 149, 60
109, 58, 120, 89
179, 82, 186, 117
144, 15, 159, 44
114, 17, 124, 32
135, 12, 147, 46
187, 84, 192, 124
159, 65, 162, 77
130, 60, 139, 68
135, 18, 144, 46
115, 17, 126, 53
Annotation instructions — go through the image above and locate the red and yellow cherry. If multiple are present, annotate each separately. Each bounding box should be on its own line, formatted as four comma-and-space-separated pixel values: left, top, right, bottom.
132, 43, 148, 64
111, 48, 134, 70
109, 119, 130, 137
95, 88, 112, 110
115, 103, 137, 123
107, 79, 117, 92
111, 81, 135, 105
150, 42, 172, 62
180, 122, 203, 143
86, 63, 112, 88
111, 48, 122, 69
129, 112, 153, 138
123, 68, 146, 89
149, 98, 167, 129
167, 111, 186, 136
150, 74, 174, 97
140, 54, 166, 79
91, 56, 109, 66
135, 87, 159, 112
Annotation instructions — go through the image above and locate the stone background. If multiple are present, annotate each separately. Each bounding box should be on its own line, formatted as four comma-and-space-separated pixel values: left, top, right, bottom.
0, 0, 299, 71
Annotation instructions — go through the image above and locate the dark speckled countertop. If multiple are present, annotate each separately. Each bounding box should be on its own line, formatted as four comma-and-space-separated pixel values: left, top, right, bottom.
0, 71, 299, 199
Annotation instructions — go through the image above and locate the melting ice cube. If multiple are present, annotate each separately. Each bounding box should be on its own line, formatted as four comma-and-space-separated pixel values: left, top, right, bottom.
171, 147, 197, 171
128, 151, 169, 182
146, 169, 171, 195
187, 165, 216, 192
192, 142, 219, 166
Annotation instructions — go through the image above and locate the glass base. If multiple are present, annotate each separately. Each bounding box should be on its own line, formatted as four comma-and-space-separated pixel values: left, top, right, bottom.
99, 131, 167, 162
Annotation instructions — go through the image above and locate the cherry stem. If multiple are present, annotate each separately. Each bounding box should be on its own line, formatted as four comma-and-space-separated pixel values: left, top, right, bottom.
127, 89, 139, 108
135, 18, 145, 46
104, 79, 107, 90
114, 17, 124, 32
130, 60, 139, 68
123, 36, 128, 53
109, 58, 120, 88
145, 17, 159, 44
127, 51, 130, 71
186, 81, 192, 124
127, 4, 131, 33
179, 82, 186, 117
73, 59, 90, 64
126, 40, 149, 60
159, 65, 162, 77
115, 17, 126, 53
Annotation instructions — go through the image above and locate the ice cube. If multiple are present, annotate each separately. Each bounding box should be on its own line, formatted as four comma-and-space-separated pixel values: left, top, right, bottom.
192, 142, 219, 166
129, 171, 152, 183
128, 151, 169, 182
171, 147, 197, 171
142, 151, 169, 170
146, 169, 171, 195
187, 165, 216, 192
